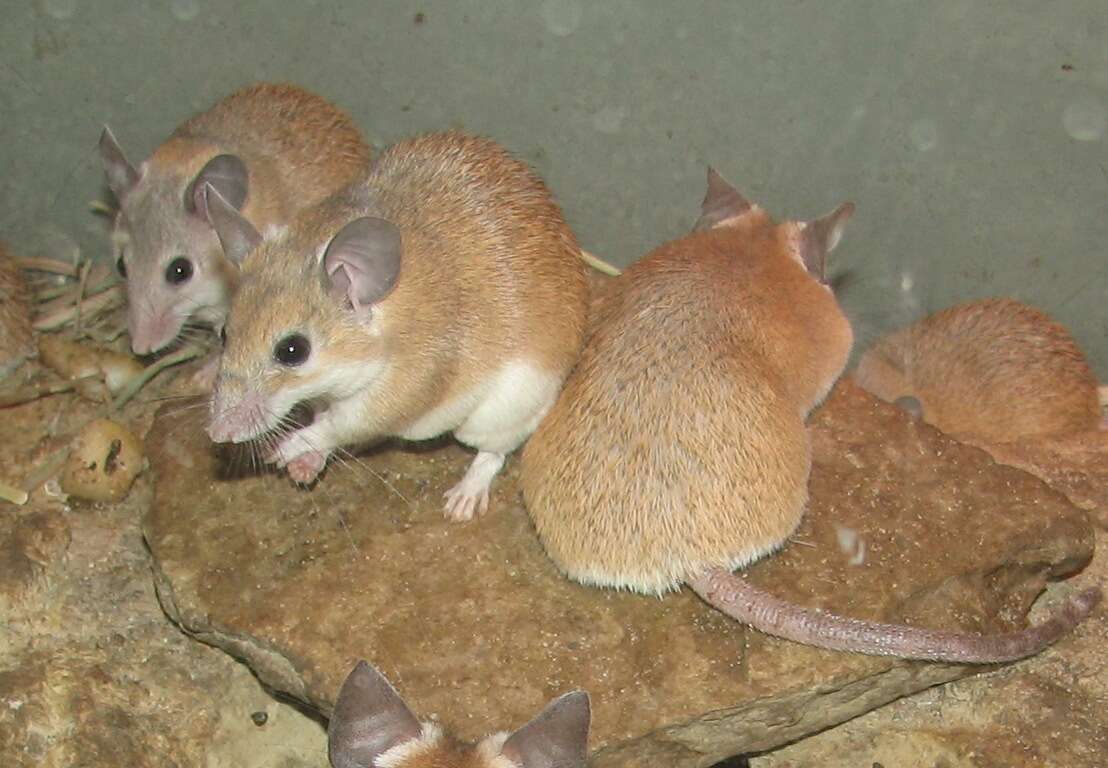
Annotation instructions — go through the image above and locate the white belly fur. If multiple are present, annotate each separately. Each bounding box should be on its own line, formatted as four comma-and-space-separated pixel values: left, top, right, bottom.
399, 360, 563, 455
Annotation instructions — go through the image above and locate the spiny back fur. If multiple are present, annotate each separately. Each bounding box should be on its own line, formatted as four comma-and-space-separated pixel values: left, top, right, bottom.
854, 298, 1100, 442
162, 82, 370, 205
521, 219, 852, 595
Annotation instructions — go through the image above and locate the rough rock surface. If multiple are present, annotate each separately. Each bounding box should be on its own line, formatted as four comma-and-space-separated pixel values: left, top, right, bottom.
0, 384, 328, 768
975, 430, 1108, 529
143, 380, 1097, 767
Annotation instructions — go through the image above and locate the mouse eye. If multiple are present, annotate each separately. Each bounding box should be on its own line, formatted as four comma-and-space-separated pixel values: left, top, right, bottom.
273, 333, 310, 367
116, 257, 127, 278
165, 256, 194, 285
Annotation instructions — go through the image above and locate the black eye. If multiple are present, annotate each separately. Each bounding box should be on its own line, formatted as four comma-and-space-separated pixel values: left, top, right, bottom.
116, 257, 127, 278
219, 327, 227, 345
165, 256, 194, 285
273, 334, 310, 366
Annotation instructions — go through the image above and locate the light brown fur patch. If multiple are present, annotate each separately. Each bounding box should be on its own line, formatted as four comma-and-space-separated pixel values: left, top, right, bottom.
520, 213, 853, 595
854, 298, 1101, 443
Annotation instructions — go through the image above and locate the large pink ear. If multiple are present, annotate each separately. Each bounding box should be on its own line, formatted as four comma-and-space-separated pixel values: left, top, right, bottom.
500, 691, 591, 768
203, 183, 262, 267
99, 125, 139, 199
187, 154, 248, 220
799, 201, 854, 282
322, 217, 402, 312
327, 661, 423, 768
692, 166, 753, 231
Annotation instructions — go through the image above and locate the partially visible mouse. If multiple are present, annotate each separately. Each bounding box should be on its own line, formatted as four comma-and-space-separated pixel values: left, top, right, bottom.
328, 660, 590, 768
520, 168, 1100, 663
99, 82, 370, 358
205, 131, 589, 521
853, 298, 1103, 443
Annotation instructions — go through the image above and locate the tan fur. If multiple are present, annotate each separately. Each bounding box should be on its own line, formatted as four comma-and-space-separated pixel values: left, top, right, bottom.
383, 733, 509, 768
150, 82, 370, 230
0, 242, 34, 369
219, 131, 587, 462
520, 209, 853, 595
854, 298, 1101, 443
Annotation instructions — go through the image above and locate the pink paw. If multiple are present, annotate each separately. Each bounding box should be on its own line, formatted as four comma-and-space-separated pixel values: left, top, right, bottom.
286, 451, 326, 485
443, 483, 490, 522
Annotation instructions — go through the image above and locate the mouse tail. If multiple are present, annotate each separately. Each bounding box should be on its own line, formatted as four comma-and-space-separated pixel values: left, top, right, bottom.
688, 568, 1101, 663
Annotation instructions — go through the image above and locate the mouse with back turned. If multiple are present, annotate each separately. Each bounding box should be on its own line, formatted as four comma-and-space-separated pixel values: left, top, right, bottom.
99, 82, 370, 359
204, 130, 589, 521
520, 168, 1100, 663
853, 298, 1103, 443
328, 661, 590, 768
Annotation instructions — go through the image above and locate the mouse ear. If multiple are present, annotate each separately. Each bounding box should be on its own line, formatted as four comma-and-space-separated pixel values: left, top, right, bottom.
187, 154, 248, 219
692, 167, 753, 232
798, 201, 854, 282
203, 183, 262, 267
499, 691, 590, 768
322, 217, 403, 312
99, 125, 140, 200
327, 661, 423, 768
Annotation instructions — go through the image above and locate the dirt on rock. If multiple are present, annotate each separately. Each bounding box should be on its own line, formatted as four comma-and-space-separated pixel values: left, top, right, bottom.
1, 338, 1104, 767
142, 380, 1099, 767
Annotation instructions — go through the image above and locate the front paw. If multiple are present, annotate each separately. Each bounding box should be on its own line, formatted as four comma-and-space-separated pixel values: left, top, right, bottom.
286, 451, 326, 485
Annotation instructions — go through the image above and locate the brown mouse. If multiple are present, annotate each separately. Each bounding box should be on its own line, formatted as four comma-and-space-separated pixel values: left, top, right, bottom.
520, 169, 1100, 663
205, 131, 588, 521
853, 298, 1103, 443
328, 661, 590, 768
99, 82, 370, 357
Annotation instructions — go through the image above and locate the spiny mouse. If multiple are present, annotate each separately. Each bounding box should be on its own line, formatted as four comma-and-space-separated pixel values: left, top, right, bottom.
853, 298, 1102, 443
520, 168, 1100, 663
99, 82, 370, 357
328, 661, 589, 768
205, 131, 588, 521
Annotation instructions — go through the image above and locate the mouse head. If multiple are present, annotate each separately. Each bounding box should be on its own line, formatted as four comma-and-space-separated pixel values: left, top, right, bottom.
100, 126, 245, 355
204, 188, 402, 444
693, 167, 857, 409
693, 167, 854, 287
328, 661, 591, 768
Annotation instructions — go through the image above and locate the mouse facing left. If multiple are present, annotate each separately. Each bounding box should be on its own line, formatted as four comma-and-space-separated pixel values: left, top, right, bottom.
99, 82, 370, 359
520, 168, 1100, 664
328, 661, 590, 768
205, 131, 589, 521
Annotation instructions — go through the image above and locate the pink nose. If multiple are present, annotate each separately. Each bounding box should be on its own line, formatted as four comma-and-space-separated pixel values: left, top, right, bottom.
207, 417, 233, 443
128, 308, 180, 356
207, 390, 264, 444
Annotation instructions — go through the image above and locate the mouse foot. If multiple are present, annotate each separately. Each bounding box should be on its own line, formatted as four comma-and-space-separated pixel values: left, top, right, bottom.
443, 451, 505, 522
286, 451, 326, 485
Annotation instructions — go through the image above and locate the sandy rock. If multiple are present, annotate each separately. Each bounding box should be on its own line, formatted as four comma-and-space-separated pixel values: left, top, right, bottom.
141, 380, 1096, 766
971, 430, 1108, 529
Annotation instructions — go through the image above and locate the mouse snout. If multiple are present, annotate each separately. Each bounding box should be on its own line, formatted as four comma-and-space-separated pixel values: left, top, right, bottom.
207, 385, 269, 444
128, 304, 181, 356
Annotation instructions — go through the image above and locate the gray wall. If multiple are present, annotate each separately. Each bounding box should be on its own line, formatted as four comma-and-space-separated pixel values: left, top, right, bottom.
2, 1, 1105, 375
